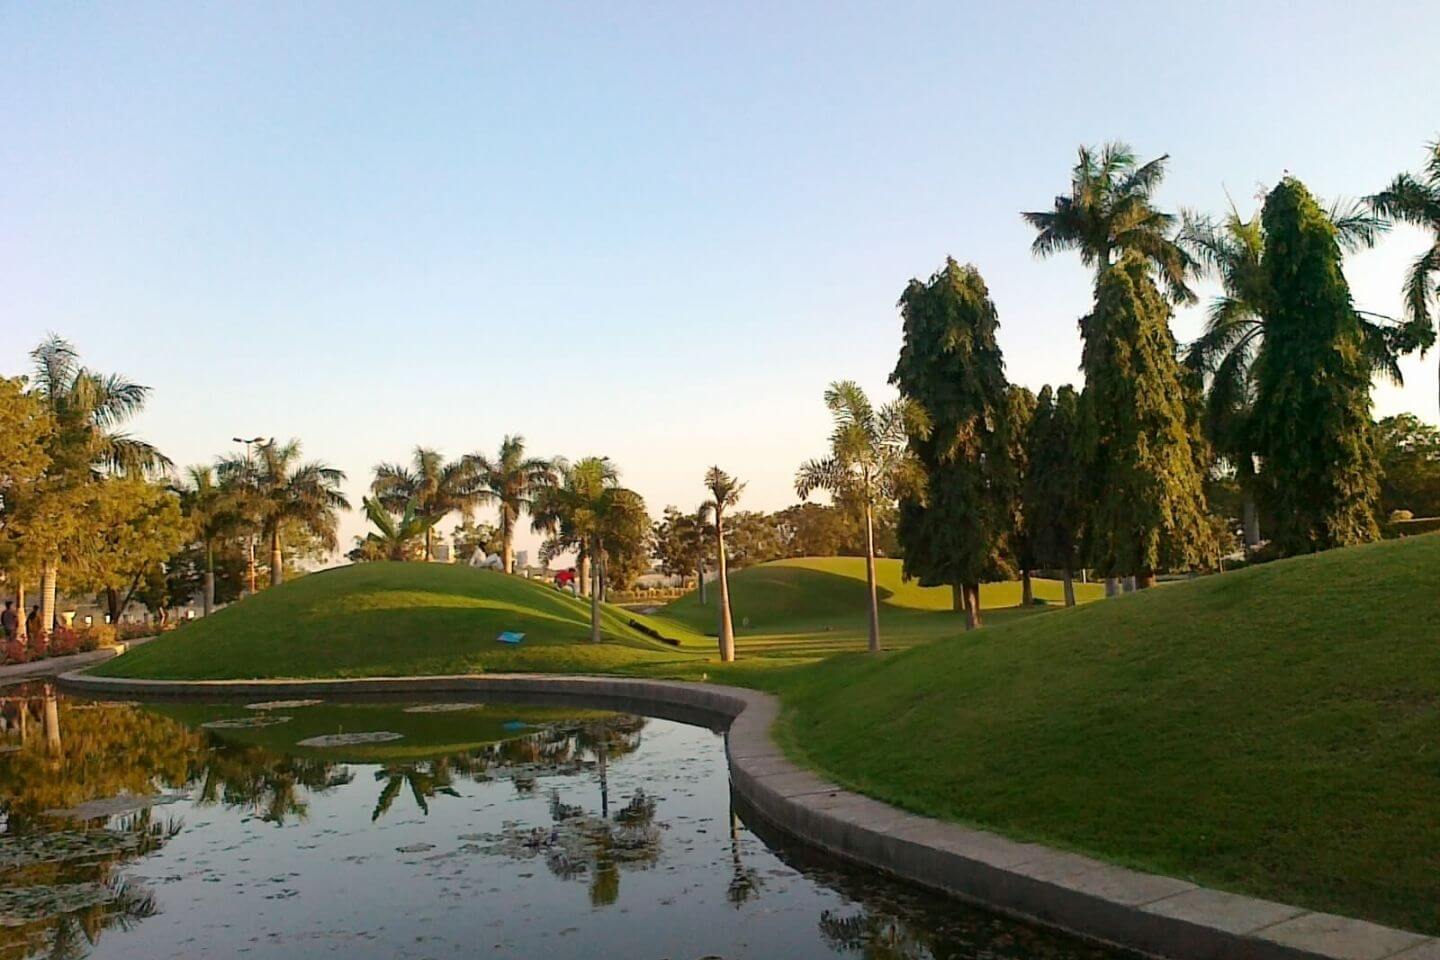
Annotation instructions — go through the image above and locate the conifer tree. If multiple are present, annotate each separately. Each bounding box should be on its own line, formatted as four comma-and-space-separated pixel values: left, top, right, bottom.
1253, 178, 1381, 552
890, 258, 1017, 628
1081, 254, 1214, 585
1023, 385, 1085, 605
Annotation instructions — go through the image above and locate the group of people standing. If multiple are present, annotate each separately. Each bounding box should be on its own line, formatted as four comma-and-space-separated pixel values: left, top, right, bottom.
1, 600, 45, 643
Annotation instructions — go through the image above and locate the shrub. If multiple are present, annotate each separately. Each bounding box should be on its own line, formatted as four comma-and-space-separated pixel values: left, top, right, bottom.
48, 628, 81, 657
27, 633, 48, 660
2, 639, 29, 665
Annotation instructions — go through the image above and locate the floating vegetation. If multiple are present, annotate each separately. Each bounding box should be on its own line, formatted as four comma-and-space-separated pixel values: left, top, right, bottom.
395, 843, 436, 854
42, 793, 188, 820
401, 703, 484, 714
202, 715, 293, 729
0, 831, 143, 871
0, 883, 115, 926
244, 699, 323, 711
295, 731, 403, 748
471, 790, 662, 883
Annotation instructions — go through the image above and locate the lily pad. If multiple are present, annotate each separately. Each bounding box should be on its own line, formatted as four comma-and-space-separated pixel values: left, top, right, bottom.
202, 715, 293, 729
401, 703, 483, 714
42, 792, 188, 820
244, 699, 323, 711
295, 731, 403, 748
0, 883, 115, 926
0, 831, 142, 871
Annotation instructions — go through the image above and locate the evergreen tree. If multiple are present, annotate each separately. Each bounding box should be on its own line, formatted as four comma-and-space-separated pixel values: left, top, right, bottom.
1023, 385, 1085, 605
1081, 254, 1214, 584
889, 259, 1017, 628
1007, 385, 1039, 606
1253, 177, 1381, 553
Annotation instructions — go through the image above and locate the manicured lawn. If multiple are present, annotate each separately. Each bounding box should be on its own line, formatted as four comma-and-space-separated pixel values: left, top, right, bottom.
93, 562, 709, 679
763, 535, 1440, 935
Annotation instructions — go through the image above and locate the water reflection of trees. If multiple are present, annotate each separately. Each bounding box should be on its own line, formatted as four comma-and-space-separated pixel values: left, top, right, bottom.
195, 744, 353, 825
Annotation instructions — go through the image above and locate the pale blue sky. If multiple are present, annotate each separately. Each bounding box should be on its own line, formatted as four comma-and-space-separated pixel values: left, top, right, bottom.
4, 1, 1437, 557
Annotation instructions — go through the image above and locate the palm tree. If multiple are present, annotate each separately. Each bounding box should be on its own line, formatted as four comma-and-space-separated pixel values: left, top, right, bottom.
218, 440, 348, 587
531, 457, 645, 642
466, 436, 555, 574
26, 336, 171, 635
1369, 139, 1440, 410
795, 381, 917, 654
1179, 199, 1401, 547
175, 465, 237, 615
703, 468, 744, 663
1023, 141, 1195, 304
370, 448, 480, 562
353, 496, 438, 561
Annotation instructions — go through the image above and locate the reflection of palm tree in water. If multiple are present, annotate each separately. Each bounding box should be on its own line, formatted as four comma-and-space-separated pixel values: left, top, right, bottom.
196, 745, 353, 825
726, 804, 761, 907
818, 909, 932, 960
371, 757, 465, 821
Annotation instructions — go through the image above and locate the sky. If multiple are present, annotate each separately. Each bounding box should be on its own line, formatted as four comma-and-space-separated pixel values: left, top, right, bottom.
4, 1, 1438, 561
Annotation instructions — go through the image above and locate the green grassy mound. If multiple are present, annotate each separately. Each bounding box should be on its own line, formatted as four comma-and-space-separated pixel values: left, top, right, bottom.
654, 557, 1105, 657
771, 534, 1440, 934
94, 562, 705, 680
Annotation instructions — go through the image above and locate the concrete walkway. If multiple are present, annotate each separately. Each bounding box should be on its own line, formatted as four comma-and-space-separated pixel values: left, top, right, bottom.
0, 646, 123, 683
57, 669, 1438, 960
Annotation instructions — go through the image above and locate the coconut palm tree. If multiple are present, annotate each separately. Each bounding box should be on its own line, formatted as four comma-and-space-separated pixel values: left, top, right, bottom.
467, 436, 555, 574
1179, 199, 1402, 547
175, 465, 237, 615
218, 440, 348, 587
26, 335, 171, 635
702, 468, 744, 663
531, 457, 645, 642
371, 448, 480, 562
795, 381, 917, 654
1022, 141, 1195, 304
353, 496, 438, 562
1369, 139, 1440, 410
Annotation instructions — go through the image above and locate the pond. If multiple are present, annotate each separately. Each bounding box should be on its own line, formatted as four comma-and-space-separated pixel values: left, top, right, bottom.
0, 682, 1131, 959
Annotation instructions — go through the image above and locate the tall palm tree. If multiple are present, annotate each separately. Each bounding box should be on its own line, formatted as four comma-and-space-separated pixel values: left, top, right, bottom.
371, 448, 479, 562
795, 381, 917, 654
467, 435, 555, 574
218, 440, 348, 587
1180, 199, 1401, 547
353, 496, 438, 561
1369, 139, 1440, 410
1023, 141, 1195, 304
175, 465, 237, 615
531, 457, 645, 642
27, 336, 171, 634
702, 468, 743, 663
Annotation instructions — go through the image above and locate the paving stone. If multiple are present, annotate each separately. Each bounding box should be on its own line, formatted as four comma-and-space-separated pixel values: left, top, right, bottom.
888, 820, 1046, 869
1049, 862, 1195, 907
752, 769, 842, 798
1141, 887, 1306, 935
1256, 912, 1430, 960
1389, 940, 1440, 960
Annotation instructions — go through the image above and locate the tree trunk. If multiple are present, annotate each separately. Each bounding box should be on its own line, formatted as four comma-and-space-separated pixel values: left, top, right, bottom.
588, 537, 602, 643
862, 503, 880, 653
1241, 492, 1260, 550
270, 529, 284, 587
14, 581, 25, 641
424, 527, 433, 563
578, 552, 591, 598
245, 537, 257, 596
964, 582, 981, 630
697, 563, 707, 605
203, 540, 215, 616
1062, 567, 1076, 607
716, 513, 735, 663
1021, 568, 1034, 607
106, 587, 122, 625
501, 513, 513, 574
1105, 577, 1118, 598
951, 582, 964, 613
39, 561, 57, 638
1137, 570, 1157, 589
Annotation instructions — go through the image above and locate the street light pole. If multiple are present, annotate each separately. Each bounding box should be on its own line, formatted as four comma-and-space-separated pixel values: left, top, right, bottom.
232, 436, 267, 596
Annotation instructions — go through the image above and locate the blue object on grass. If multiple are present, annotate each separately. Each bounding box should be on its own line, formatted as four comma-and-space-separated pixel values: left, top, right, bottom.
502, 720, 529, 731
496, 631, 525, 645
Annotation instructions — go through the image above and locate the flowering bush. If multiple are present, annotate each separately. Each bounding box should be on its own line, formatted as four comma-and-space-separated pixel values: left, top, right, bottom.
26, 633, 48, 659
2, 639, 29, 665
48, 628, 81, 657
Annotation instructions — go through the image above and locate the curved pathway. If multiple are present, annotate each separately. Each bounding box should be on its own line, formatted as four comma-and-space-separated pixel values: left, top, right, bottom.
59, 669, 1437, 960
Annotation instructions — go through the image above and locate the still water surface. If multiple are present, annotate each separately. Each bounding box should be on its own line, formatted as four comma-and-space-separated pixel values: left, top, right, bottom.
0, 684, 1130, 959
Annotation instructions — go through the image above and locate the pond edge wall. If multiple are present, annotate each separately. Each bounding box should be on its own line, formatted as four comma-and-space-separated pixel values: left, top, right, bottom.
57, 670, 1437, 960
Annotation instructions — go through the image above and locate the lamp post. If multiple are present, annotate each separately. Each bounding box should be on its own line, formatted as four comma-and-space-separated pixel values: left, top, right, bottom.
232, 436, 268, 596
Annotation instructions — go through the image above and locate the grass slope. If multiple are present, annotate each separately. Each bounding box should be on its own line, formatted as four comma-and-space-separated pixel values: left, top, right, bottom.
654, 557, 1105, 658
771, 535, 1440, 934
95, 562, 705, 680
